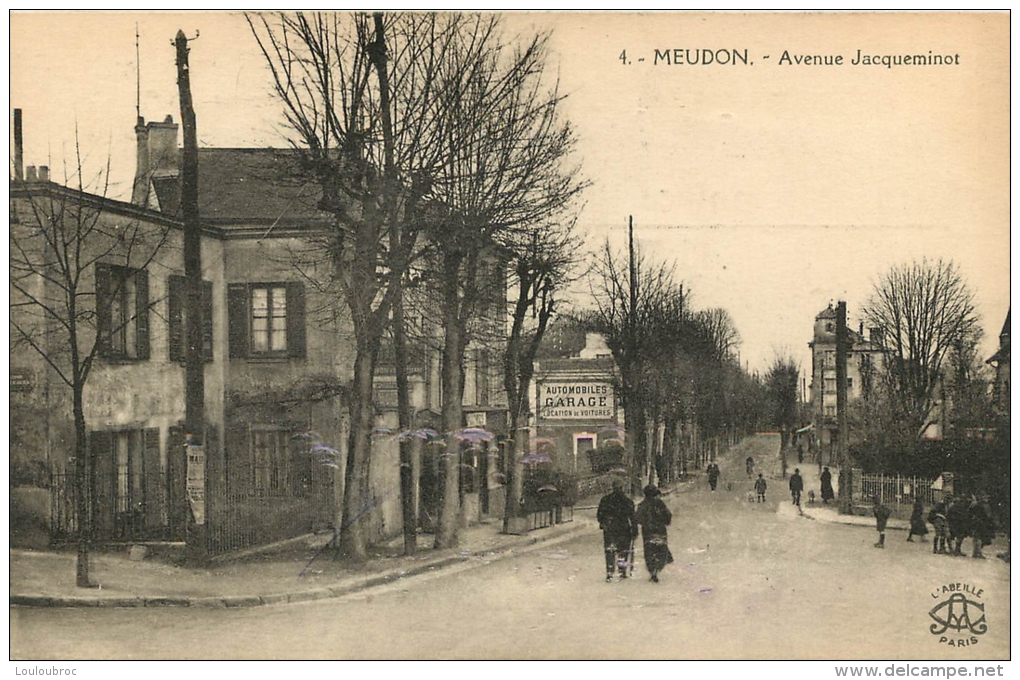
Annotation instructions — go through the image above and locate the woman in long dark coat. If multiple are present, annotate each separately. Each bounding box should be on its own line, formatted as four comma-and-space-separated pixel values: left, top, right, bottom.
635, 485, 673, 582
820, 467, 835, 504
907, 497, 929, 542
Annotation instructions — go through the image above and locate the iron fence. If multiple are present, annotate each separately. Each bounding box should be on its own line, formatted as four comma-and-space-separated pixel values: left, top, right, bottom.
852, 469, 938, 508
50, 465, 171, 543
205, 464, 336, 555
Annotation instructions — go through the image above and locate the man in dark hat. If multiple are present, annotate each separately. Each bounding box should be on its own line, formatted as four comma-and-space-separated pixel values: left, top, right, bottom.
635, 484, 673, 582
597, 479, 637, 582
789, 468, 804, 507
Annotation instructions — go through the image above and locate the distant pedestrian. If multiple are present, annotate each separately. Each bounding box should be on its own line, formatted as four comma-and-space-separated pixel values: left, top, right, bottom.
797, 444, 804, 464
873, 496, 891, 549
906, 498, 928, 542
746, 456, 754, 478
789, 468, 804, 507
754, 473, 767, 502
707, 462, 720, 491
820, 467, 835, 504
928, 500, 949, 554
635, 484, 673, 583
597, 479, 638, 582
969, 495, 995, 560
946, 496, 971, 556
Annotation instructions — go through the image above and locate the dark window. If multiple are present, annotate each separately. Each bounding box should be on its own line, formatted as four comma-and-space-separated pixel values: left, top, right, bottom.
227, 282, 305, 359
168, 275, 214, 362
252, 428, 289, 496
90, 427, 163, 541
95, 264, 150, 360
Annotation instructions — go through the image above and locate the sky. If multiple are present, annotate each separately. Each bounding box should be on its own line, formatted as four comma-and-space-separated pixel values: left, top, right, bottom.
9, 11, 1012, 374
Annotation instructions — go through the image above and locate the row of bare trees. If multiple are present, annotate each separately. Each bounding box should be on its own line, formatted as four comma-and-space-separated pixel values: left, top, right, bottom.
248, 12, 585, 557
582, 239, 764, 491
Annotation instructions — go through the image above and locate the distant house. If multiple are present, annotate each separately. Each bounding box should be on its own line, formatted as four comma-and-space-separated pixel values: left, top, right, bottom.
531, 322, 623, 475
807, 304, 886, 460
986, 308, 1010, 419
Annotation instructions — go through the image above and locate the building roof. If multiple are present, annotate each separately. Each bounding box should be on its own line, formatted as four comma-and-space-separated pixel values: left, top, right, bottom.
815, 304, 836, 320
153, 148, 333, 228
1000, 308, 1010, 339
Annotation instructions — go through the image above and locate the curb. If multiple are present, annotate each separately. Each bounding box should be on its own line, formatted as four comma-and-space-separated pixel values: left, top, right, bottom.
10, 522, 590, 610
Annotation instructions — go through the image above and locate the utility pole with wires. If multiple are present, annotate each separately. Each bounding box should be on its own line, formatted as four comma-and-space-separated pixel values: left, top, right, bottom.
175, 29, 207, 554
835, 300, 853, 514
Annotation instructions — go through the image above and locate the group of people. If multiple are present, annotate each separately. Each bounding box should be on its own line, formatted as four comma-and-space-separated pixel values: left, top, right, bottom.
597, 480, 674, 583
899, 494, 996, 558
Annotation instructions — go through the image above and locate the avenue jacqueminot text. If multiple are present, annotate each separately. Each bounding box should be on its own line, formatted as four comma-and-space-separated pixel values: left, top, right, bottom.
624, 48, 961, 68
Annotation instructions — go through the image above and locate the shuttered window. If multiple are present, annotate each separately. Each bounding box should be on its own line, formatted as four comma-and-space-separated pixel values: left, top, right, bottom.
95, 263, 150, 360
226, 282, 305, 359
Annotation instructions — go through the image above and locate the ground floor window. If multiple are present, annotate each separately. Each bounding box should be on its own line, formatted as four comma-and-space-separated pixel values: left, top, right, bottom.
252, 428, 291, 497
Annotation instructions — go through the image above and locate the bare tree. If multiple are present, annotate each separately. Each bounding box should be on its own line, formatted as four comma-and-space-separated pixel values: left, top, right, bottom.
585, 239, 681, 492
9, 146, 171, 587
501, 223, 582, 532
247, 12, 459, 560
423, 20, 586, 548
862, 258, 979, 438
765, 354, 800, 459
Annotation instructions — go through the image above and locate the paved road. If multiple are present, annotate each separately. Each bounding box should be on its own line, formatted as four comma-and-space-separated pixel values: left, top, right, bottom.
11, 435, 1010, 660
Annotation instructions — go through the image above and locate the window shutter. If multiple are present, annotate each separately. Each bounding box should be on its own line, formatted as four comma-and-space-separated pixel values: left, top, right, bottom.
227, 283, 249, 358
168, 275, 184, 362
94, 264, 112, 358
225, 420, 252, 496
202, 280, 214, 362
89, 430, 115, 538
143, 428, 162, 531
134, 268, 150, 360
286, 281, 306, 359
167, 426, 188, 541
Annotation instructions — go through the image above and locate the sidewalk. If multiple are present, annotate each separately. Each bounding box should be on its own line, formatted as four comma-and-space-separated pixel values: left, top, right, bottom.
11, 479, 698, 609
10, 513, 594, 609
778, 498, 910, 530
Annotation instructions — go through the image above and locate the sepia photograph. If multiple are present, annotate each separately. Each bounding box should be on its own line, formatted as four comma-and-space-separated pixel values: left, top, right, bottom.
8, 10, 1011, 666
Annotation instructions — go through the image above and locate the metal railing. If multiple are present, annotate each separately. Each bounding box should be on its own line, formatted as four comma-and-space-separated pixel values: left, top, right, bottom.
852, 470, 937, 508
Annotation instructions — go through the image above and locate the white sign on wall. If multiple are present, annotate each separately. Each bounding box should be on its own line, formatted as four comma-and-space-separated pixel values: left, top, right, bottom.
539, 381, 615, 420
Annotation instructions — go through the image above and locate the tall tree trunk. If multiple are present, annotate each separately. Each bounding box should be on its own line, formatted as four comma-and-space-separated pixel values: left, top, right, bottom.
73, 383, 95, 588
339, 346, 377, 560
392, 301, 417, 555
435, 313, 465, 549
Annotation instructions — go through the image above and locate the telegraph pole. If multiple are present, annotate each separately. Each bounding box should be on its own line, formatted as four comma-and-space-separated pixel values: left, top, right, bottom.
628, 216, 645, 493
175, 30, 206, 550
835, 300, 852, 514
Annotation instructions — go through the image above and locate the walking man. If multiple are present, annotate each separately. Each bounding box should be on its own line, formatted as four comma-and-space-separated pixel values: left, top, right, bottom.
874, 496, 891, 548
754, 473, 767, 502
597, 479, 637, 582
946, 496, 971, 556
746, 456, 754, 478
707, 462, 720, 491
789, 468, 804, 507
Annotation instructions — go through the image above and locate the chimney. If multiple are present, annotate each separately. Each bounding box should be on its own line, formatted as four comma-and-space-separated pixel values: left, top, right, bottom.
859, 321, 864, 337
13, 109, 23, 181
26, 165, 37, 182
131, 116, 150, 205
38, 166, 49, 182
131, 114, 179, 208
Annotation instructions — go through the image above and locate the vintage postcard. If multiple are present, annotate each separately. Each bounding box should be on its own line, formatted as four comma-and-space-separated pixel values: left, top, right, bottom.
9, 11, 1010, 665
